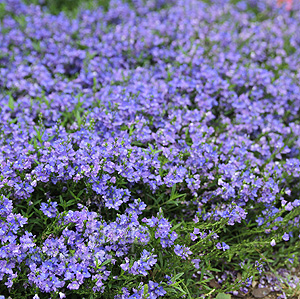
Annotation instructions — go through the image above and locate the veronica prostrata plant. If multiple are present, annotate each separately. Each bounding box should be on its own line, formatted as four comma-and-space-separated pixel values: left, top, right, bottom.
0, 0, 300, 298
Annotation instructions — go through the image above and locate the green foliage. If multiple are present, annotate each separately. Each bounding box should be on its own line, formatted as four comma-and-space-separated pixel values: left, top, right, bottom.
23, 0, 111, 15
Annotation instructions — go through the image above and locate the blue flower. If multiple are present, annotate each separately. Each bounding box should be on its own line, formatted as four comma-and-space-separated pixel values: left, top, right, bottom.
282, 232, 290, 241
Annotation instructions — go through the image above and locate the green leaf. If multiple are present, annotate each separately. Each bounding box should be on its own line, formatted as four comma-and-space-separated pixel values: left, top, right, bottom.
171, 183, 177, 197
216, 293, 231, 299
143, 284, 149, 297
69, 190, 78, 199
28, 219, 44, 225
171, 283, 187, 294
0, 3, 7, 20
158, 251, 164, 268
77, 189, 84, 198
8, 94, 15, 111
170, 221, 183, 232
171, 272, 185, 282
32, 40, 41, 52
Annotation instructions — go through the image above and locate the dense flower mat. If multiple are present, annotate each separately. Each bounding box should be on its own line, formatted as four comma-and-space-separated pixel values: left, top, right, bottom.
1, 0, 300, 298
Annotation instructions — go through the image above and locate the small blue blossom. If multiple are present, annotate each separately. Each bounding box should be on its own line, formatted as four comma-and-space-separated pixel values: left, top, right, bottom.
282, 232, 290, 241
40, 201, 58, 218
174, 245, 192, 259
216, 242, 230, 251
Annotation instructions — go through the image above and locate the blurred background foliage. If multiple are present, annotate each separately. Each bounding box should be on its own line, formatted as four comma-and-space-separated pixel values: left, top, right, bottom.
23, 0, 111, 14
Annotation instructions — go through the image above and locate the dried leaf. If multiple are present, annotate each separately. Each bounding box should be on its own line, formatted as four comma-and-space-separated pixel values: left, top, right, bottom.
251, 287, 271, 298
252, 280, 258, 288
208, 279, 221, 289
216, 293, 231, 299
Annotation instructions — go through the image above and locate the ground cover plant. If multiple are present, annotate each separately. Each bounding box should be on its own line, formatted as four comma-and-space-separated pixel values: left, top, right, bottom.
0, 0, 300, 298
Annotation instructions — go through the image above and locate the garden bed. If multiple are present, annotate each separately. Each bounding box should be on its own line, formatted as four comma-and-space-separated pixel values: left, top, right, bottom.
0, 0, 300, 298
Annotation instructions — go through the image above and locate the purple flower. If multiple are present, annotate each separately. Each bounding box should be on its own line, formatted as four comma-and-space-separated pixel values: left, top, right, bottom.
282, 233, 290, 241
191, 259, 201, 269
216, 242, 230, 251
174, 245, 192, 259
216, 242, 222, 250
120, 250, 157, 276
40, 201, 58, 218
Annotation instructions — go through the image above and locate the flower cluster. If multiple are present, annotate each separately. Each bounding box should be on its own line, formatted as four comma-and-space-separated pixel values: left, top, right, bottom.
0, 0, 300, 297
